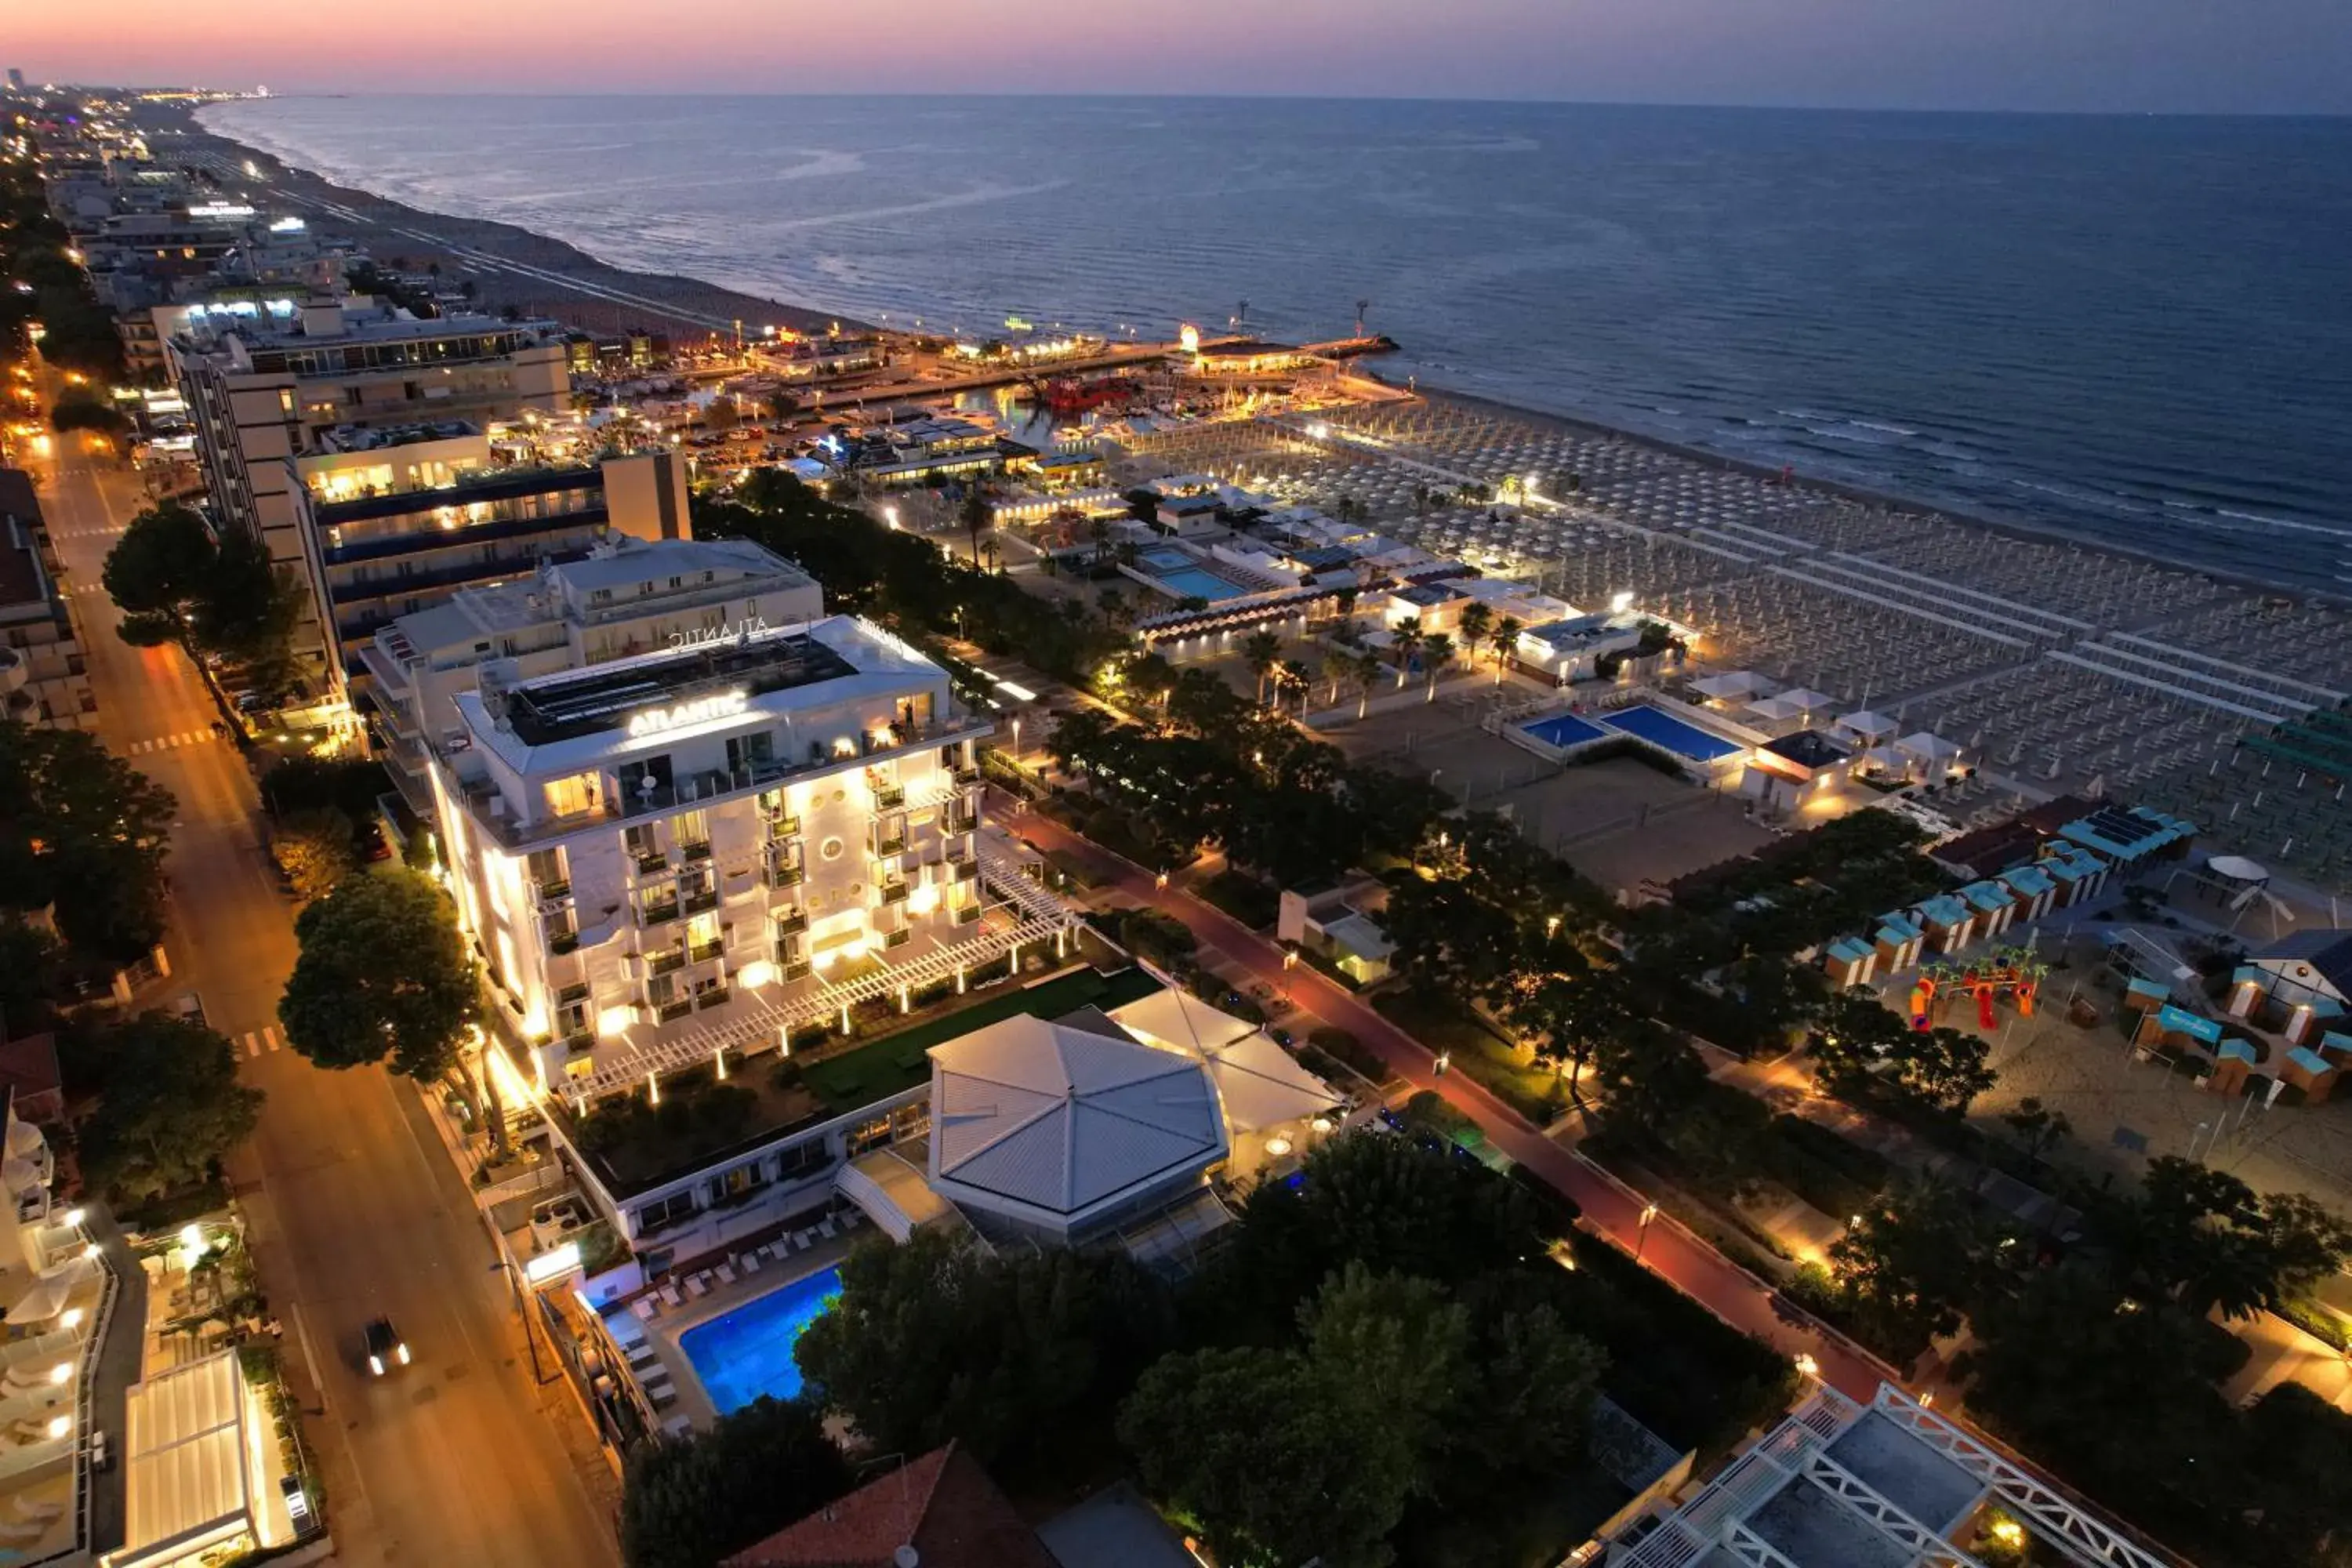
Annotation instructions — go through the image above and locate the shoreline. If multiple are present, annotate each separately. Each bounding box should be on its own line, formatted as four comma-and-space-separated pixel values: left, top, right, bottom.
164, 103, 2335, 610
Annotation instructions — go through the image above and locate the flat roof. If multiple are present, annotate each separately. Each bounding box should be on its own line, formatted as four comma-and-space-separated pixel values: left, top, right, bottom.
498, 630, 858, 746
314, 418, 477, 452
1763, 729, 1855, 769
121, 1352, 251, 1568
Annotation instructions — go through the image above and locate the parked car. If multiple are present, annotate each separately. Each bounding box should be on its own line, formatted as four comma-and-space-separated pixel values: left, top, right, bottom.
169, 993, 206, 1029
363, 1317, 410, 1377
354, 820, 392, 862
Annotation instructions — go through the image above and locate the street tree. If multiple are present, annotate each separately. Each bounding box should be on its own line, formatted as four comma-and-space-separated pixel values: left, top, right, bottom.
0, 720, 176, 963
101, 499, 219, 647
1241, 630, 1282, 706
192, 532, 307, 699
2116, 1156, 2352, 1319
1421, 631, 1454, 698
1826, 1179, 2002, 1361
74, 1011, 265, 1204
280, 869, 478, 1080
270, 807, 357, 900
619, 1396, 852, 1568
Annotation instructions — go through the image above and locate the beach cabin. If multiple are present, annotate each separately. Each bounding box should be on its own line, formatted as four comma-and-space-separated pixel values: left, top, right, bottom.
2040, 843, 2111, 907
2286, 996, 2347, 1048
2233, 929, 2352, 1043
1873, 912, 1926, 974
1379, 580, 1472, 635
1515, 615, 1642, 686
2209, 1037, 2259, 1096
1823, 936, 1878, 990
2058, 804, 2197, 870
2133, 1003, 2223, 1058
2122, 976, 2171, 1018
1997, 862, 2059, 924
1957, 880, 2020, 942
1912, 894, 1978, 956
2282, 1046, 2340, 1102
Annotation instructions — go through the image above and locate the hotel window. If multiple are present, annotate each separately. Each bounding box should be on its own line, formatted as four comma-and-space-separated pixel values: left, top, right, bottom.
637, 1191, 696, 1234
686, 911, 721, 952
673, 809, 711, 858
710, 1162, 768, 1205
543, 772, 599, 819
526, 848, 568, 893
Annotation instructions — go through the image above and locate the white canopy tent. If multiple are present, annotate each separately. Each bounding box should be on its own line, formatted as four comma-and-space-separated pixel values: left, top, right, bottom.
1838, 710, 1899, 743
1896, 731, 1965, 770
1744, 693, 1812, 724
1108, 993, 1345, 1135
1778, 687, 1840, 717
1856, 744, 1907, 775
117, 1352, 258, 1568
1693, 671, 1775, 702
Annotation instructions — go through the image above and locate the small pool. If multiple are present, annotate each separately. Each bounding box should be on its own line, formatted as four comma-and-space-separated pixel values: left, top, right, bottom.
1520, 712, 1610, 749
677, 1264, 842, 1413
1601, 703, 1745, 762
1136, 546, 1194, 570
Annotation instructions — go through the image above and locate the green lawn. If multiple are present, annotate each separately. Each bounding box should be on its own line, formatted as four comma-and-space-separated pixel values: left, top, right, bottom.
798, 965, 1164, 1115
1373, 989, 1566, 1124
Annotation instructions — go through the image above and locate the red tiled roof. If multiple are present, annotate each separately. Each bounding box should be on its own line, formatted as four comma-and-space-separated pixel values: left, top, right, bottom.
720, 1443, 1057, 1568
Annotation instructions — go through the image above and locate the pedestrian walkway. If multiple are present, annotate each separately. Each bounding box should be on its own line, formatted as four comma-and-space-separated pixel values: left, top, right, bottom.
122, 730, 220, 755
238, 1025, 285, 1058
47, 527, 123, 541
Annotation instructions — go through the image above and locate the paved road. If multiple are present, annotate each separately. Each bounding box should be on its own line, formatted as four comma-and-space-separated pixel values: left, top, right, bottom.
1004, 793, 1896, 1400
31, 442, 618, 1568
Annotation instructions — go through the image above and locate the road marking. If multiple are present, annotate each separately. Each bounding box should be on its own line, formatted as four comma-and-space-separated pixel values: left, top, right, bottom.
265, 1025, 281, 1054
125, 731, 220, 755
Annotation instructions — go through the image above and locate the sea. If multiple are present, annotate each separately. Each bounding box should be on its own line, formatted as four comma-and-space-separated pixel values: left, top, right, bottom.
198, 95, 2352, 590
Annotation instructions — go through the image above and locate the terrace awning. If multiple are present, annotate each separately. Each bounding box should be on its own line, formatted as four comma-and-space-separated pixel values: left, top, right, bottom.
1693, 671, 1773, 701
1838, 710, 1899, 742
1744, 693, 1811, 722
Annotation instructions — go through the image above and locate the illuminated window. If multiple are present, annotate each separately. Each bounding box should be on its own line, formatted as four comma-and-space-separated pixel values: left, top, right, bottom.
543, 772, 599, 818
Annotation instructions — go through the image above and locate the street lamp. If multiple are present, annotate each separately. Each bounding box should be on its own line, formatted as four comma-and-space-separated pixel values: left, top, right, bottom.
1635, 1203, 1660, 1260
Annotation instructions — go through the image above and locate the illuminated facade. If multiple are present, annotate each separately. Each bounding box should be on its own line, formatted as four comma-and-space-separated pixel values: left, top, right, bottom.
428, 617, 1002, 1102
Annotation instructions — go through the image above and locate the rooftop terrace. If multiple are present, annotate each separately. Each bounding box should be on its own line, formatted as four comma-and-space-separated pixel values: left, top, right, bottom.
496, 632, 859, 747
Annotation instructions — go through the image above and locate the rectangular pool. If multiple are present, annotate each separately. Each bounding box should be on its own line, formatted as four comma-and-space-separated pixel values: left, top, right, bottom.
1150, 566, 1248, 601
676, 1264, 842, 1413
1601, 703, 1745, 762
1520, 712, 1610, 750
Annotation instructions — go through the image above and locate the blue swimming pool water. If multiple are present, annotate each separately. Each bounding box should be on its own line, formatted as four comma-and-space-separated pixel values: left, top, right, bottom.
1150, 566, 1248, 601
1136, 546, 1193, 569
677, 1265, 842, 1413
1520, 712, 1610, 749
1600, 704, 1745, 762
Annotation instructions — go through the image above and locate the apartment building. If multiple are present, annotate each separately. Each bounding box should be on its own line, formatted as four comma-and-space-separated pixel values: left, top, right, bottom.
363, 535, 822, 808
286, 419, 694, 691
167, 297, 569, 688
0, 471, 93, 731
430, 617, 1015, 1105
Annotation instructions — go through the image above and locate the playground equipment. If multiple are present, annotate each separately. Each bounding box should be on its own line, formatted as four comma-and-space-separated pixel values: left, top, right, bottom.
1906, 948, 2047, 1031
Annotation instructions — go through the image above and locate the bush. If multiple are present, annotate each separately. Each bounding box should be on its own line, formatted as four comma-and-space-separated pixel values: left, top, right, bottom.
1120, 909, 1197, 966
1306, 1026, 1395, 1085
1196, 868, 1279, 929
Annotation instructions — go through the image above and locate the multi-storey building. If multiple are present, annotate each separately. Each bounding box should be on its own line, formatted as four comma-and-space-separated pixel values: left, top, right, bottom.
166, 297, 569, 688
364, 535, 822, 808
429, 617, 1033, 1106
0, 470, 93, 731
285, 422, 693, 692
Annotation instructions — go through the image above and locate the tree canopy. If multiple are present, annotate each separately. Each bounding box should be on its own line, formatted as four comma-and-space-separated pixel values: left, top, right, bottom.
0, 719, 176, 962
280, 869, 477, 1078
101, 504, 307, 693
618, 1396, 851, 1568
73, 1011, 264, 1203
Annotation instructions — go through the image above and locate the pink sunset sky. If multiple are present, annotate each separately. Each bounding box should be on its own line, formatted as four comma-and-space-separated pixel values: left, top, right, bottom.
15, 0, 2352, 114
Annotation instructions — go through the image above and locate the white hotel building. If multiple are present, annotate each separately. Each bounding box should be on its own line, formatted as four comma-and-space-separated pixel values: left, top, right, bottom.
428, 614, 1069, 1106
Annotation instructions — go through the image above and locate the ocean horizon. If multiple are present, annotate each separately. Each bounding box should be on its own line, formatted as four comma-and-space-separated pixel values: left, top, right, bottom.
198, 93, 2352, 590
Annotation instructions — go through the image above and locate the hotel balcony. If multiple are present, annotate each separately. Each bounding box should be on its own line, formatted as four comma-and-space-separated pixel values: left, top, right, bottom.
952, 857, 979, 883
631, 845, 670, 877
870, 828, 908, 858
547, 926, 579, 956
536, 877, 572, 906
681, 885, 719, 916
943, 810, 979, 836
877, 880, 911, 906
695, 985, 731, 1010
646, 946, 688, 977
655, 997, 695, 1025
774, 909, 808, 937
688, 936, 725, 965
557, 981, 591, 1006
761, 810, 801, 840
764, 858, 804, 891
680, 838, 713, 864
638, 898, 681, 928
873, 784, 906, 810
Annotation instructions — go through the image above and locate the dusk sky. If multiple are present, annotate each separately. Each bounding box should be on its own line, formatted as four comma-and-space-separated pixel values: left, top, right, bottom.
16, 0, 2352, 114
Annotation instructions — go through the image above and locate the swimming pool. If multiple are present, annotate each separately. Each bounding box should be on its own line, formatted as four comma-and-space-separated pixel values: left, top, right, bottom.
1519, 712, 1610, 750
677, 1265, 842, 1413
1150, 566, 1248, 601
1600, 703, 1745, 762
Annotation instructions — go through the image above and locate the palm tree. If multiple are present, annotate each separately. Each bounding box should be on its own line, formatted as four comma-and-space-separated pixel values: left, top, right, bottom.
958, 482, 991, 566
1352, 651, 1385, 720
1273, 659, 1312, 716
1320, 654, 1348, 709
1489, 616, 1521, 684
1421, 633, 1454, 701
1391, 616, 1423, 689
1457, 602, 1494, 666
1087, 515, 1113, 570
1242, 630, 1283, 706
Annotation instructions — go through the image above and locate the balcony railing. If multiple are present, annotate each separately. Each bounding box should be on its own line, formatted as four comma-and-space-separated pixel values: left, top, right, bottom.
953, 858, 979, 882
682, 888, 719, 916
874, 785, 906, 809
646, 947, 687, 975
878, 881, 911, 906
871, 833, 907, 858
695, 986, 731, 1010
536, 878, 572, 903
639, 900, 681, 927
681, 840, 713, 863
764, 862, 804, 890
631, 847, 669, 876
547, 930, 579, 956
944, 811, 978, 836
688, 938, 724, 964
557, 982, 591, 1005
763, 813, 801, 839
952, 763, 982, 786
562, 1030, 597, 1055
774, 910, 808, 937
656, 999, 695, 1024
955, 904, 983, 925
782, 960, 812, 983
882, 928, 911, 949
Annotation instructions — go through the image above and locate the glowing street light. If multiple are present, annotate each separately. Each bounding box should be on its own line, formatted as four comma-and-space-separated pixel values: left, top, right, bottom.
1635, 1203, 1661, 1260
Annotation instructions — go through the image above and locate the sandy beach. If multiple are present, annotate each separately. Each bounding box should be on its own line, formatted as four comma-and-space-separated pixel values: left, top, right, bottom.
150, 101, 859, 341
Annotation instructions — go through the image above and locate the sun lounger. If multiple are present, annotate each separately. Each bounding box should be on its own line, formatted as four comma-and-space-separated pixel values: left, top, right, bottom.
626, 1342, 659, 1369
649, 1383, 678, 1409
841, 1209, 863, 1229
715, 1264, 736, 1286
792, 1230, 811, 1251
818, 1217, 837, 1240
630, 1298, 658, 1322
742, 1254, 761, 1274
684, 1276, 707, 1299
659, 1284, 682, 1308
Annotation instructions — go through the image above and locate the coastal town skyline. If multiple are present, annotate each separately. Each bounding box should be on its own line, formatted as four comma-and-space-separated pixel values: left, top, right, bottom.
13, 0, 2352, 116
